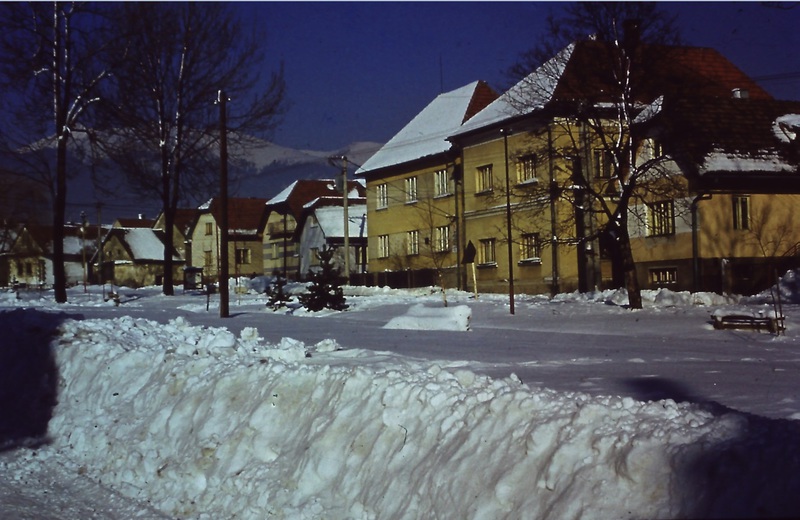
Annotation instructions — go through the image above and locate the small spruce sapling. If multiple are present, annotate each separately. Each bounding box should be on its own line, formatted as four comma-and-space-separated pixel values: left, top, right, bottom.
300, 246, 348, 312
266, 271, 291, 311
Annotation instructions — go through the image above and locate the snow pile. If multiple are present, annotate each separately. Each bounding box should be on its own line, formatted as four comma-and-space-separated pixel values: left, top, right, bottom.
18, 314, 798, 518
383, 303, 471, 331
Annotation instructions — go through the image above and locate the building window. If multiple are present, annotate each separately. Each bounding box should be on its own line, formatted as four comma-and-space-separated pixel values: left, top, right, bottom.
310, 247, 320, 267
204, 250, 213, 268
476, 164, 493, 193
434, 169, 450, 197
733, 195, 751, 230
593, 149, 613, 179
650, 267, 677, 286
648, 200, 675, 237
405, 176, 418, 203
478, 238, 496, 265
235, 248, 251, 265
516, 154, 538, 184
376, 183, 389, 209
434, 225, 450, 252
377, 235, 390, 258
204, 222, 213, 235
407, 230, 419, 256
520, 233, 541, 261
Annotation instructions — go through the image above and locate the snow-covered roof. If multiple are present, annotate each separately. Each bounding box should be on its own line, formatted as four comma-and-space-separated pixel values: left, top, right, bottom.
313, 205, 367, 239
115, 228, 181, 262
356, 81, 497, 175
451, 43, 575, 138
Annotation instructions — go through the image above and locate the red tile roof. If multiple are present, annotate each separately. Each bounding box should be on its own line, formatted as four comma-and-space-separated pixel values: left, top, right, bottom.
552, 41, 773, 106
267, 179, 366, 218
204, 197, 269, 236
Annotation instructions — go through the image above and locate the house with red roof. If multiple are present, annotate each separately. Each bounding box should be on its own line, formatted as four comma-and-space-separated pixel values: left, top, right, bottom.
264, 179, 366, 280
187, 197, 269, 284
360, 33, 800, 296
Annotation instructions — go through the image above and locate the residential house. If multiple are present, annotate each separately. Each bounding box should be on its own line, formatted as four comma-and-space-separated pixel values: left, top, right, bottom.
296, 197, 368, 278
113, 215, 156, 229
3, 223, 101, 288
264, 179, 366, 280
361, 35, 800, 296
188, 197, 269, 283
153, 208, 201, 265
355, 81, 498, 288
98, 227, 182, 288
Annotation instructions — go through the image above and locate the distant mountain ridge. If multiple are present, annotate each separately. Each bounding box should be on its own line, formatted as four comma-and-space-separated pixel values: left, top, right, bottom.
64, 140, 382, 223
234, 139, 381, 199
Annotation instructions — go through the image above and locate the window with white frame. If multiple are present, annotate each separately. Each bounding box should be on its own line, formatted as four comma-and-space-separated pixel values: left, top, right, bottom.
476, 164, 493, 193
479, 238, 496, 265
434, 225, 450, 252
405, 176, 418, 203
647, 200, 675, 236
732, 195, 751, 230
516, 154, 538, 184
407, 230, 419, 256
377, 235, 390, 258
520, 233, 541, 261
235, 248, 251, 265
434, 169, 450, 197
376, 183, 389, 209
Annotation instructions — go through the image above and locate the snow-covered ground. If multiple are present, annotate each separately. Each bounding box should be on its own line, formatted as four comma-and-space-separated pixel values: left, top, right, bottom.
2, 277, 800, 519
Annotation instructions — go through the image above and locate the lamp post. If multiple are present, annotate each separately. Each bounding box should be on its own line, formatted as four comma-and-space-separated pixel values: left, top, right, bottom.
80, 211, 87, 293
502, 128, 515, 315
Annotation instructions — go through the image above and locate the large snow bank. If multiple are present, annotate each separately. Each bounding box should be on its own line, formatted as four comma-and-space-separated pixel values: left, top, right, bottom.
15, 313, 797, 519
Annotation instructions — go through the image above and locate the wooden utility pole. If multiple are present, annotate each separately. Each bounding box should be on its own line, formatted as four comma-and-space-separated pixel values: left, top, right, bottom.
342, 156, 350, 284
218, 90, 229, 318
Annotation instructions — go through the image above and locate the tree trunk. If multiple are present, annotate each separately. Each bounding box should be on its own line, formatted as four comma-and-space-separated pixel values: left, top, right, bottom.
162, 205, 175, 296
618, 227, 643, 309
53, 134, 68, 303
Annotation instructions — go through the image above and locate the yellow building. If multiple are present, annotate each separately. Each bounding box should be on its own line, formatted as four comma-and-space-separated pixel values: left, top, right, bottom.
188, 197, 268, 284
356, 81, 498, 289
361, 37, 800, 297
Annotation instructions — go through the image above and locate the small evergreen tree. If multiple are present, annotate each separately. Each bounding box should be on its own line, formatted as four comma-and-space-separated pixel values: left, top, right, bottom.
266, 271, 291, 311
300, 246, 348, 312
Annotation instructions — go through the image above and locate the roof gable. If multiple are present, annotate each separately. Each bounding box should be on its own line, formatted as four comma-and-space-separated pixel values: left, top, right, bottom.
357, 81, 498, 175
202, 198, 269, 236
267, 179, 366, 218
454, 40, 774, 138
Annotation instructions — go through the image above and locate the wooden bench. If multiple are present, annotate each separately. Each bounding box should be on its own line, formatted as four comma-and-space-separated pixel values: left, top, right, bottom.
711, 313, 784, 333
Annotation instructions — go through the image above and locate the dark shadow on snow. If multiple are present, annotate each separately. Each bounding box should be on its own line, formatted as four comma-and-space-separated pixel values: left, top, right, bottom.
622, 376, 800, 518
0, 308, 80, 452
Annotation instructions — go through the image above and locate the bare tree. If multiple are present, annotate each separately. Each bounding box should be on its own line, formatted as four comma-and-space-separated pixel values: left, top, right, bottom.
94, 3, 285, 295
503, 2, 685, 308
0, 2, 113, 302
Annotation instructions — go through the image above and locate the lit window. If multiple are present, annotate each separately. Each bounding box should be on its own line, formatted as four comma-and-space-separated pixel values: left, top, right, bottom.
377, 235, 390, 258
516, 155, 538, 184
405, 177, 418, 203
479, 238, 496, 265
434, 169, 450, 197
476, 164, 493, 193
647, 200, 675, 237
376, 184, 389, 209
733, 196, 751, 230
520, 233, 541, 261
434, 225, 450, 252
649, 267, 677, 285
407, 230, 419, 256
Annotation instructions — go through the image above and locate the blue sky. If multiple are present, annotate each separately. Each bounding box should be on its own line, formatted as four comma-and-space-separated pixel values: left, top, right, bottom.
242, 2, 800, 151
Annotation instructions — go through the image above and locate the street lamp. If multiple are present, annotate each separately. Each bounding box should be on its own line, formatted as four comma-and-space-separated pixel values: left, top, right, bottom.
80, 211, 88, 293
